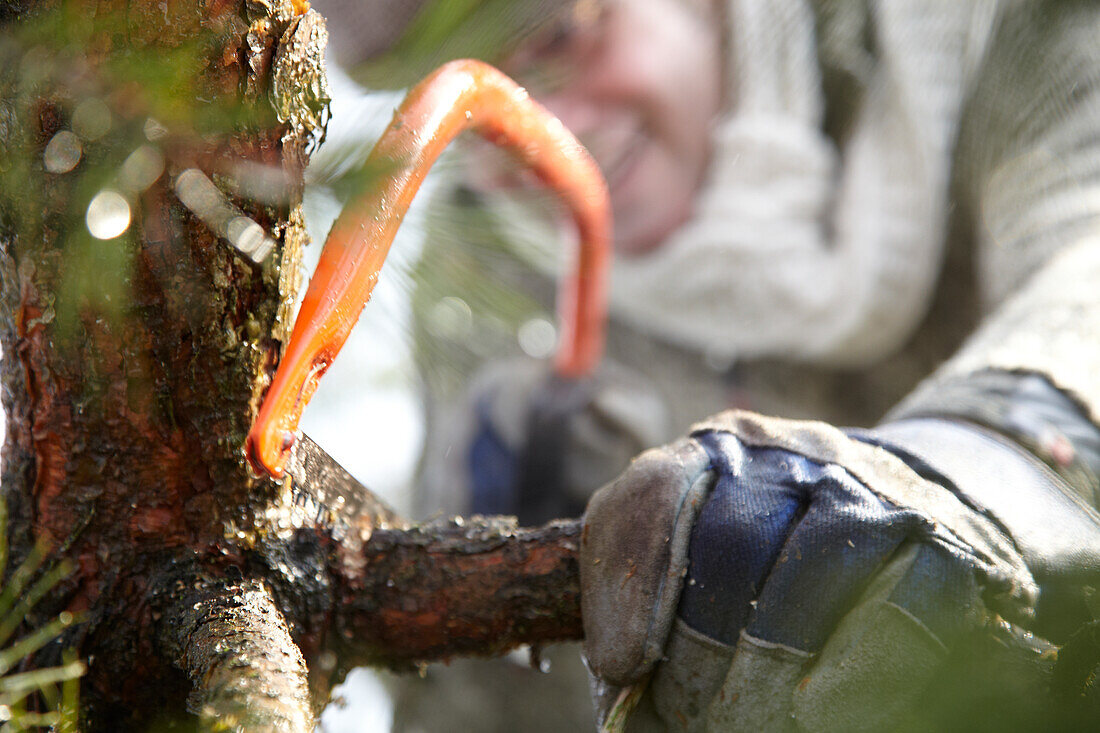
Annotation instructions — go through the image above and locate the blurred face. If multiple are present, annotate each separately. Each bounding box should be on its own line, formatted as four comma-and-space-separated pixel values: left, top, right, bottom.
505, 0, 723, 255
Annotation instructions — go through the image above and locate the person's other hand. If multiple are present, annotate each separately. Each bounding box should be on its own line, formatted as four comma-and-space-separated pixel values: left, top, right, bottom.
462, 357, 667, 524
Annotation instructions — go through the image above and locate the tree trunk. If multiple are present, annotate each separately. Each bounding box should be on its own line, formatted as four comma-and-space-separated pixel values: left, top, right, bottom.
0, 2, 581, 730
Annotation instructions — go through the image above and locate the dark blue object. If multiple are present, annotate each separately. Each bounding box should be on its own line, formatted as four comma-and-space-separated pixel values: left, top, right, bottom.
468, 393, 519, 516
467, 376, 592, 522
679, 430, 977, 652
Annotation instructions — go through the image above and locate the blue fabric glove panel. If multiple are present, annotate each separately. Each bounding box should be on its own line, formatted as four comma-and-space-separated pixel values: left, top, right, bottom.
681, 430, 980, 653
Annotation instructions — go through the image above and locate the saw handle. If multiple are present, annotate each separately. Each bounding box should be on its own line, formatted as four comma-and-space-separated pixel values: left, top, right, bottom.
246, 59, 611, 479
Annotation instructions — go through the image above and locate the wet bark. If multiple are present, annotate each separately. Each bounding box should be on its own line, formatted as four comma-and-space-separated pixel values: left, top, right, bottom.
159, 579, 313, 732
1, 0, 322, 724
0, 2, 582, 730
332, 517, 582, 669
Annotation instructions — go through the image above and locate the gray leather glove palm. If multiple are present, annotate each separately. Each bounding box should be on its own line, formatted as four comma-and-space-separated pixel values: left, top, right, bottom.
580, 407, 1100, 732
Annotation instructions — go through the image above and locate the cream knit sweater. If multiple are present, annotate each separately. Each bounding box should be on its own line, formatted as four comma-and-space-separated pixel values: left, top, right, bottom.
604, 0, 998, 364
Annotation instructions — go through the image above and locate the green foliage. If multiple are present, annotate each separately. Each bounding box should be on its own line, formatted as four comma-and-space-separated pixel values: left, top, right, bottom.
411, 183, 558, 396
351, 0, 557, 89
0, 2, 260, 344
0, 500, 83, 732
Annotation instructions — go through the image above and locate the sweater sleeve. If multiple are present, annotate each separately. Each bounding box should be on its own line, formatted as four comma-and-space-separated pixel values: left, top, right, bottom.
887, 3, 1100, 514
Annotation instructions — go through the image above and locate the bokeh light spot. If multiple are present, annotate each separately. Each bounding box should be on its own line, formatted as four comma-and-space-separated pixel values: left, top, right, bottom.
43, 130, 82, 173
227, 215, 275, 261
143, 117, 169, 141
86, 190, 131, 240
72, 97, 112, 140
427, 296, 473, 340
518, 317, 557, 359
119, 145, 165, 193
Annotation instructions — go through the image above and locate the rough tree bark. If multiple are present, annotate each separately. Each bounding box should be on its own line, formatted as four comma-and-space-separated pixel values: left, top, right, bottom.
0, 1, 581, 730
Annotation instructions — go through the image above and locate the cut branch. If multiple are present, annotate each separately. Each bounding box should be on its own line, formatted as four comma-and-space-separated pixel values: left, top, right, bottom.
328, 516, 583, 670
158, 579, 314, 733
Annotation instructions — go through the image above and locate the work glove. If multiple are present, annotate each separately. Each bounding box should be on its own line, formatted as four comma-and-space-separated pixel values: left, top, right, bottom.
581, 402, 1100, 731
462, 357, 668, 524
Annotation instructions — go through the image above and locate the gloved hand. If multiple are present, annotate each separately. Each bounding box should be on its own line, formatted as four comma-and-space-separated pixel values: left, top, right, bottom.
461, 357, 668, 524
580, 406, 1100, 732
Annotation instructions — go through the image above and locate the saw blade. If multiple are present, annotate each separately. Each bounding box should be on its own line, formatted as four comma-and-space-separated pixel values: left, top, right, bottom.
284, 433, 402, 537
